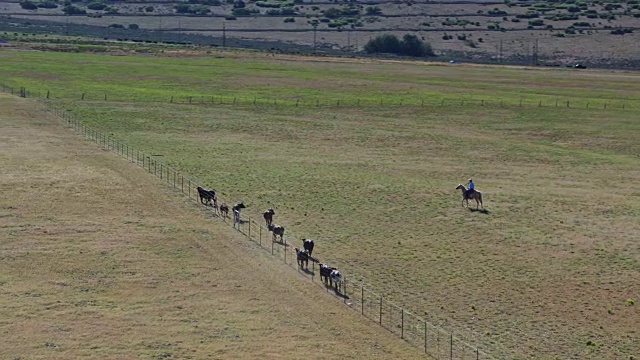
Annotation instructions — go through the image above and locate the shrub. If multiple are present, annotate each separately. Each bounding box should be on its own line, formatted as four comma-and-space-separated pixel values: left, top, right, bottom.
283, 17, 295, 23
528, 19, 544, 26
87, 2, 107, 10
365, 6, 382, 15
233, 0, 245, 8
62, 4, 86, 14
19, 0, 38, 10
145, 5, 154, 12
128, 23, 139, 30
37, 1, 58, 9
232, 7, 251, 15
108, 23, 124, 28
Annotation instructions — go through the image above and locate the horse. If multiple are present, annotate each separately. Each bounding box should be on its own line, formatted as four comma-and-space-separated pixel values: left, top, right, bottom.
219, 203, 229, 218
302, 238, 314, 257
268, 224, 285, 242
263, 208, 275, 227
456, 184, 483, 209
295, 247, 309, 270
197, 186, 216, 206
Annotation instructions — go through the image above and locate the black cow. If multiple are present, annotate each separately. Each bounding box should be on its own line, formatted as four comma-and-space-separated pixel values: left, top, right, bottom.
302, 238, 315, 257
295, 247, 309, 270
263, 208, 275, 227
268, 224, 285, 242
319, 263, 335, 285
330, 269, 344, 292
197, 186, 216, 206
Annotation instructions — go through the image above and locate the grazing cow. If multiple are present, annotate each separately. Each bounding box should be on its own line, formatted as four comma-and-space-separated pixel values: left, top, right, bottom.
330, 269, 344, 292
295, 247, 309, 270
197, 186, 216, 206
263, 208, 275, 227
219, 203, 229, 218
319, 263, 335, 285
302, 238, 315, 257
268, 224, 285, 242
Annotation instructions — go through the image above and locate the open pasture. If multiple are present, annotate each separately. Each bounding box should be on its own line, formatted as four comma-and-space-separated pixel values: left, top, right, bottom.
1, 48, 639, 359
0, 93, 423, 359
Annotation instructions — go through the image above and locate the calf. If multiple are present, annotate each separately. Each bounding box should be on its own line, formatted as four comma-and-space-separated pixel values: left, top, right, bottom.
295, 247, 309, 270
330, 269, 344, 292
302, 238, 315, 257
263, 208, 275, 227
219, 203, 229, 218
268, 224, 285, 242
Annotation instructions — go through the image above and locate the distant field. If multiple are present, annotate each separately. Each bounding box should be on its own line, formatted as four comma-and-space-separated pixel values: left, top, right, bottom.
0, 48, 639, 359
3, 0, 640, 65
0, 93, 423, 359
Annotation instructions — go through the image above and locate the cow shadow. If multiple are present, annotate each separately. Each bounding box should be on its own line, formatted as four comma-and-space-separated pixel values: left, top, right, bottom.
469, 208, 491, 215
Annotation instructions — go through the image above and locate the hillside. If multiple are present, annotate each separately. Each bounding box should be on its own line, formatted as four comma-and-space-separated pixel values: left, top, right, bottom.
2, 0, 640, 67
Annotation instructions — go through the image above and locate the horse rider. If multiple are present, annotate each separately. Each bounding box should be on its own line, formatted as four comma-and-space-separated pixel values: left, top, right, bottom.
467, 178, 475, 197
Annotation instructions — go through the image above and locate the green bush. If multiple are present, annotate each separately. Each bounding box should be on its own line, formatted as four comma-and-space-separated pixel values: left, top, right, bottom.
128, 23, 139, 30
364, 33, 434, 57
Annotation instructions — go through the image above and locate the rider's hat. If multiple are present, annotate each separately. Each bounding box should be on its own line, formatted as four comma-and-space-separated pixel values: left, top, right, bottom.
468, 178, 473, 182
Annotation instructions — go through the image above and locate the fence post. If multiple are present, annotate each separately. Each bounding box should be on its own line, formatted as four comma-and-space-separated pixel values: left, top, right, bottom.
248, 217, 251, 239
284, 239, 287, 263
476, 347, 479, 360
450, 333, 453, 360
181, 175, 184, 193
379, 296, 383, 325
259, 225, 262, 246
271, 237, 274, 255
425, 319, 428, 354
173, 171, 176, 188
160, 163, 163, 179
401, 308, 404, 339
188, 179, 191, 198
361, 285, 364, 315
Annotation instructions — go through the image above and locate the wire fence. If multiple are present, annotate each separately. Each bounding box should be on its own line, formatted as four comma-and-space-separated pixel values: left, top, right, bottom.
5, 85, 639, 111
2, 83, 509, 360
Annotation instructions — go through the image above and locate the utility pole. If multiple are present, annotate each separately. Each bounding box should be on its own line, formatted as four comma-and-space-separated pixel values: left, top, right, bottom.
222, 22, 226, 47
313, 23, 317, 52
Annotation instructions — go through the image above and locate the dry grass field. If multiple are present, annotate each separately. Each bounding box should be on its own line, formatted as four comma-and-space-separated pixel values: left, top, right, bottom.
0, 93, 424, 359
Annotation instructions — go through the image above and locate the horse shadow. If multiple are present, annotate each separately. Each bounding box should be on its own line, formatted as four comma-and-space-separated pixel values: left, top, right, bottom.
469, 208, 491, 215
272, 240, 289, 247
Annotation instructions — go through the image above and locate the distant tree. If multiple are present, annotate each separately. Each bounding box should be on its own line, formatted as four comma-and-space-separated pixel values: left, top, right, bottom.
400, 34, 433, 56
128, 23, 139, 30
19, 0, 38, 10
233, 0, 245, 8
364, 33, 434, 57
145, 5, 154, 12
364, 34, 401, 54
62, 4, 86, 14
